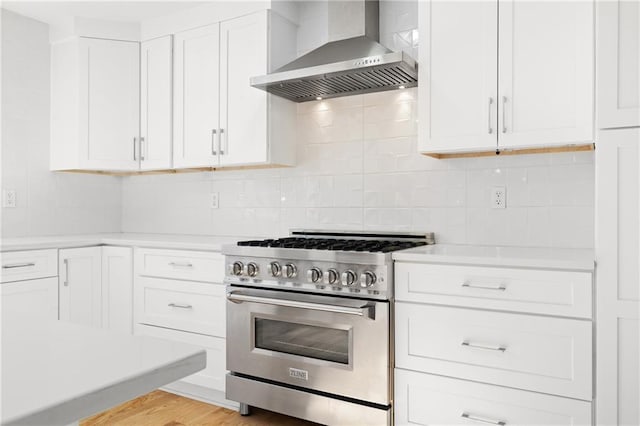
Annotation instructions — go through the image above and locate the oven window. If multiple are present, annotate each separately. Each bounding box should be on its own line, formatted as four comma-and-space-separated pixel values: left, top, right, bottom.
254, 318, 349, 364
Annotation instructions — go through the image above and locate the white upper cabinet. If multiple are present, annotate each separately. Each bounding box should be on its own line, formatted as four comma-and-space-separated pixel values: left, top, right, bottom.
418, 1, 498, 153
498, 0, 594, 149
140, 36, 173, 170
51, 37, 140, 171
173, 23, 221, 169
419, 0, 595, 155
598, 0, 640, 129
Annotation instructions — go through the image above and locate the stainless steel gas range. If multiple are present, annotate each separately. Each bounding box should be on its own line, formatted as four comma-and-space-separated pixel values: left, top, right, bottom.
222, 230, 433, 425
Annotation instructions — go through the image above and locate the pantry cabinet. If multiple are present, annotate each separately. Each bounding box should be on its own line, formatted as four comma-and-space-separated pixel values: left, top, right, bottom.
51, 37, 140, 171
140, 36, 173, 170
595, 128, 639, 425
59, 247, 103, 328
173, 11, 296, 169
419, 0, 594, 155
598, 1, 640, 129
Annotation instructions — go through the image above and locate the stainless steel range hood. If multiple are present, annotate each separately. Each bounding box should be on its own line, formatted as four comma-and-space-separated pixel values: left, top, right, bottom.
251, 0, 418, 103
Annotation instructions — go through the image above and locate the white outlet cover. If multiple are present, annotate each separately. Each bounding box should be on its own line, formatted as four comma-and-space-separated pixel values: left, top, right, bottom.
2, 189, 16, 208
491, 186, 506, 209
210, 192, 219, 209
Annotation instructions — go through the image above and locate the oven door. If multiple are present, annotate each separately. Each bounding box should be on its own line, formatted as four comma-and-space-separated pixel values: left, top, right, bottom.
226, 287, 390, 406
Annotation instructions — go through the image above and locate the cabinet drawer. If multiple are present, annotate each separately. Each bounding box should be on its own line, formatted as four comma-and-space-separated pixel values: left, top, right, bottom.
1, 277, 59, 322
1, 249, 57, 283
395, 369, 592, 425
135, 248, 224, 283
395, 263, 592, 318
135, 276, 225, 337
134, 324, 226, 392
396, 303, 592, 400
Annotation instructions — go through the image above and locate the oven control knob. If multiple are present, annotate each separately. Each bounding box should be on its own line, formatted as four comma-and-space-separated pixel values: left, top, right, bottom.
231, 261, 244, 276
245, 262, 259, 277
360, 271, 377, 288
325, 269, 339, 285
341, 270, 357, 287
307, 268, 322, 283
284, 263, 297, 278
269, 262, 282, 277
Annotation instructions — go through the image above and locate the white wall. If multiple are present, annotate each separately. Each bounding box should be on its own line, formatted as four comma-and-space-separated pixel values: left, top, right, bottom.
121, 88, 595, 249
1, 10, 122, 238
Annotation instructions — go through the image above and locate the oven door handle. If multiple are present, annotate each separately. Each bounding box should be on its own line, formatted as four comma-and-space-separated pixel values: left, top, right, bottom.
226, 292, 375, 319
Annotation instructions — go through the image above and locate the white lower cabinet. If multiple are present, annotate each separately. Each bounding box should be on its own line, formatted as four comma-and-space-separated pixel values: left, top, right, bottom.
102, 247, 133, 334
395, 369, 592, 426
1, 277, 58, 323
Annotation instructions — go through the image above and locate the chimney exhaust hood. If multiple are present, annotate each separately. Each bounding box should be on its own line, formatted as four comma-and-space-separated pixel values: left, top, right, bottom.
250, 0, 418, 103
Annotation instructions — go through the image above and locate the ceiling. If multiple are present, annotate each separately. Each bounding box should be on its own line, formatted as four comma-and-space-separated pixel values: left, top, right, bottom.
1, 1, 209, 26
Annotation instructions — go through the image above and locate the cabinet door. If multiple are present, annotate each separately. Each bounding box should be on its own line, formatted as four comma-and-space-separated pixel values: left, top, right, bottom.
498, 0, 594, 149
598, 1, 640, 128
219, 12, 269, 166
173, 24, 220, 168
79, 38, 140, 170
59, 247, 102, 328
141, 36, 173, 171
1, 277, 58, 323
596, 128, 639, 425
418, 1, 498, 154
102, 247, 133, 334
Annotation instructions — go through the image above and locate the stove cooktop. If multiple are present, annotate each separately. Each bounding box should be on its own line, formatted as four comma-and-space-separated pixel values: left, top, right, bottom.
236, 237, 428, 253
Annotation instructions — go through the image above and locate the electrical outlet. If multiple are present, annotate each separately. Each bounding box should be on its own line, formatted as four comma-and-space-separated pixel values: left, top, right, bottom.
210, 192, 219, 209
2, 189, 16, 208
491, 186, 506, 209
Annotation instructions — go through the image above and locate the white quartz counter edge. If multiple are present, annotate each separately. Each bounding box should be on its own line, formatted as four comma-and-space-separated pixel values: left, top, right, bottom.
0, 233, 246, 252
392, 244, 595, 271
2, 321, 206, 426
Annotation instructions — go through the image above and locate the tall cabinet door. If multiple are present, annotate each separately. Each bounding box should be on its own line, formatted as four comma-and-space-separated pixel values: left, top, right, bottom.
598, 1, 640, 129
219, 12, 269, 166
79, 38, 140, 170
596, 128, 639, 426
59, 247, 102, 328
141, 36, 173, 171
498, 0, 594, 149
418, 1, 498, 154
173, 23, 220, 168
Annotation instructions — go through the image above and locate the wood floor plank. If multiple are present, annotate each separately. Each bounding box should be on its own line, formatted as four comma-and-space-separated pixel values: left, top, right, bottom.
81, 390, 319, 426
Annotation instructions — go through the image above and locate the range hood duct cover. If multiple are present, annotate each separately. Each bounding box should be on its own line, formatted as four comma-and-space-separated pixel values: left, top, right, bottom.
251, 0, 418, 103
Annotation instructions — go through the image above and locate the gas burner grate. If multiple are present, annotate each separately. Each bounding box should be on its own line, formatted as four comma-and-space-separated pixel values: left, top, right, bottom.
236, 237, 427, 253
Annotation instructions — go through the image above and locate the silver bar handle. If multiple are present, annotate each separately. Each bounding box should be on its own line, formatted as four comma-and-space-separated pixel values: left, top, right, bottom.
168, 303, 193, 309
211, 129, 217, 155
461, 341, 507, 352
133, 137, 137, 161
220, 128, 225, 155
462, 282, 506, 291
501, 96, 507, 133
488, 97, 493, 134
461, 412, 506, 426
2, 262, 36, 269
169, 261, 193, 268
63, 259, 69, 287
227, 292, 373, 318
140, 137, 145, 161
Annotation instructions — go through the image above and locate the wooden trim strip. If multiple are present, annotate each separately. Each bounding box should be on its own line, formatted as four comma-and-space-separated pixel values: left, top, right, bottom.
54, 163, 291, 177
423, 143, 595, 159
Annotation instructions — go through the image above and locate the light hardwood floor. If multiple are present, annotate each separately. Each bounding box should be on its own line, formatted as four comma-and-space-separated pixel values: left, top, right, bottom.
81, 390, 319, 426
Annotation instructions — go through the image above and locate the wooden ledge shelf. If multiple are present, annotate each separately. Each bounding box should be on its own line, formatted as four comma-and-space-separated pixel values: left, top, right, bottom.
423, 143, 595, 159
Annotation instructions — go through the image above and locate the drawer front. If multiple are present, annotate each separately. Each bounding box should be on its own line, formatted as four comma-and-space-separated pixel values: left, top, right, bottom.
135, 276, 225, 337
134, 324, 225, 391
135, 248, 224, 283
395, 263, 592, 318
395, 369, 592, 425
1, 277, 59, 322
1, 249, 58, 283
396, 303, 592, 400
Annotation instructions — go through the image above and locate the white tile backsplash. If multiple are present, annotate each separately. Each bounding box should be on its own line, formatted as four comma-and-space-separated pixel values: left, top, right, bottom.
120, 86, 595, 249
1, 10, 121, 238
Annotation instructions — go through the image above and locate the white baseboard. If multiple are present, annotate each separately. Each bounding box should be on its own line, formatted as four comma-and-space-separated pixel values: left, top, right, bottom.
161, 380, 240, 411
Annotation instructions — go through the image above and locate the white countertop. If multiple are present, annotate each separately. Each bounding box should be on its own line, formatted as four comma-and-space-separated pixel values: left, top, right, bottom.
0, 233, 245, 252
1, 320, 206, 425
392, 244, 595, 271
